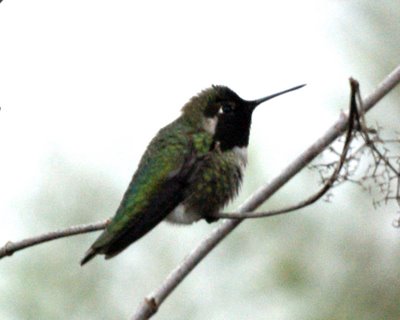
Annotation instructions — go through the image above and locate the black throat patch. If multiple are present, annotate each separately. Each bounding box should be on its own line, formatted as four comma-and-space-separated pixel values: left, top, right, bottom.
212, 110, 252, 152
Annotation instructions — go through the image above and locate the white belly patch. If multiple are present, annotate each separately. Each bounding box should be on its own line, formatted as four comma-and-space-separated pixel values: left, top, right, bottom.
165, 203, 202, 225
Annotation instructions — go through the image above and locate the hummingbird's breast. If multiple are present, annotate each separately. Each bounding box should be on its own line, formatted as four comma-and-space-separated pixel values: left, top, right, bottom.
166, 146, 247, 224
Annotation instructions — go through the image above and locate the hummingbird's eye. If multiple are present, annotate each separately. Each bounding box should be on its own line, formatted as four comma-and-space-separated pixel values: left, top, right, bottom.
220, 103, 234, 114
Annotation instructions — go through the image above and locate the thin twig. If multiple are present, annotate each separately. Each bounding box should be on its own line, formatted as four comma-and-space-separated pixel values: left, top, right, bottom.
218, 79, 358, 219
131, 64, 400, 320
0, 220, 108, 259
354, 84, 400, 175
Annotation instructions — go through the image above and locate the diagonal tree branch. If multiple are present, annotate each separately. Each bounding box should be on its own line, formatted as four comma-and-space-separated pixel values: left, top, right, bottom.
131, 64, 400, 320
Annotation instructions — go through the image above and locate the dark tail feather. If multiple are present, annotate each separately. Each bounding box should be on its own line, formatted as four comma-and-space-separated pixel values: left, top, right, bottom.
80, 248, 97, 266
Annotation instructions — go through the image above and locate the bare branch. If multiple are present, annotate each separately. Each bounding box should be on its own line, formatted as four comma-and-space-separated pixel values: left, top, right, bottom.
131, 64, 400, 320
0, 220, 108, 259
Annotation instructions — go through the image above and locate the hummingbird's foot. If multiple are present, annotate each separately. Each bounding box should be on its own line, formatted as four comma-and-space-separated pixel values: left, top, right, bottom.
204, 214, 219, 223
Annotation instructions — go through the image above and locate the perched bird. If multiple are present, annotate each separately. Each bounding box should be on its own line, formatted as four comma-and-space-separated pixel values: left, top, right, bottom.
81, 84, 305, 265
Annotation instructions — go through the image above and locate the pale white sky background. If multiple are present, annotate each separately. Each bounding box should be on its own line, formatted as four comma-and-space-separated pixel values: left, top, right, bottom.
2, 1, 396, 319
0, 1, 350, 237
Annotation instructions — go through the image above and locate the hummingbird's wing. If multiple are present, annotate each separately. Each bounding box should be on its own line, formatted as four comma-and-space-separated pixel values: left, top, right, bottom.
81, 126, 211, 265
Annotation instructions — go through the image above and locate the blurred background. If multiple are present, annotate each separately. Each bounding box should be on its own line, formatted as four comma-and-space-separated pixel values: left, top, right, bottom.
1, 1, 400, 319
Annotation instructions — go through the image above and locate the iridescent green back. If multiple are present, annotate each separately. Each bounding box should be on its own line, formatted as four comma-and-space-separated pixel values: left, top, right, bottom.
91, 118, 212, 251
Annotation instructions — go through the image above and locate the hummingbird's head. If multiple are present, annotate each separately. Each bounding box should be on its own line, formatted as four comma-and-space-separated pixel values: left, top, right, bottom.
182, 84, 305, 152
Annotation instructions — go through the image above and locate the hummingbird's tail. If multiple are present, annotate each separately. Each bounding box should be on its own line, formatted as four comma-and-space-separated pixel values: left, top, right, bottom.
80, 248, 97, 266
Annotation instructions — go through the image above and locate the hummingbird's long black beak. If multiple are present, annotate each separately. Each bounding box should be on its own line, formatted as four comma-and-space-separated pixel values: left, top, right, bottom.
247, 84, 306, 110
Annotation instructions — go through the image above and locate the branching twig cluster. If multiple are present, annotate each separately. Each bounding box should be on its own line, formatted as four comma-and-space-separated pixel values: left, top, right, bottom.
309, 81, 400, 214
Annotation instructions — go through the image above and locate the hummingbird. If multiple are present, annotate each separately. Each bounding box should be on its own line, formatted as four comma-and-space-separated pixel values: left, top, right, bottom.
81, 84, 305, 265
